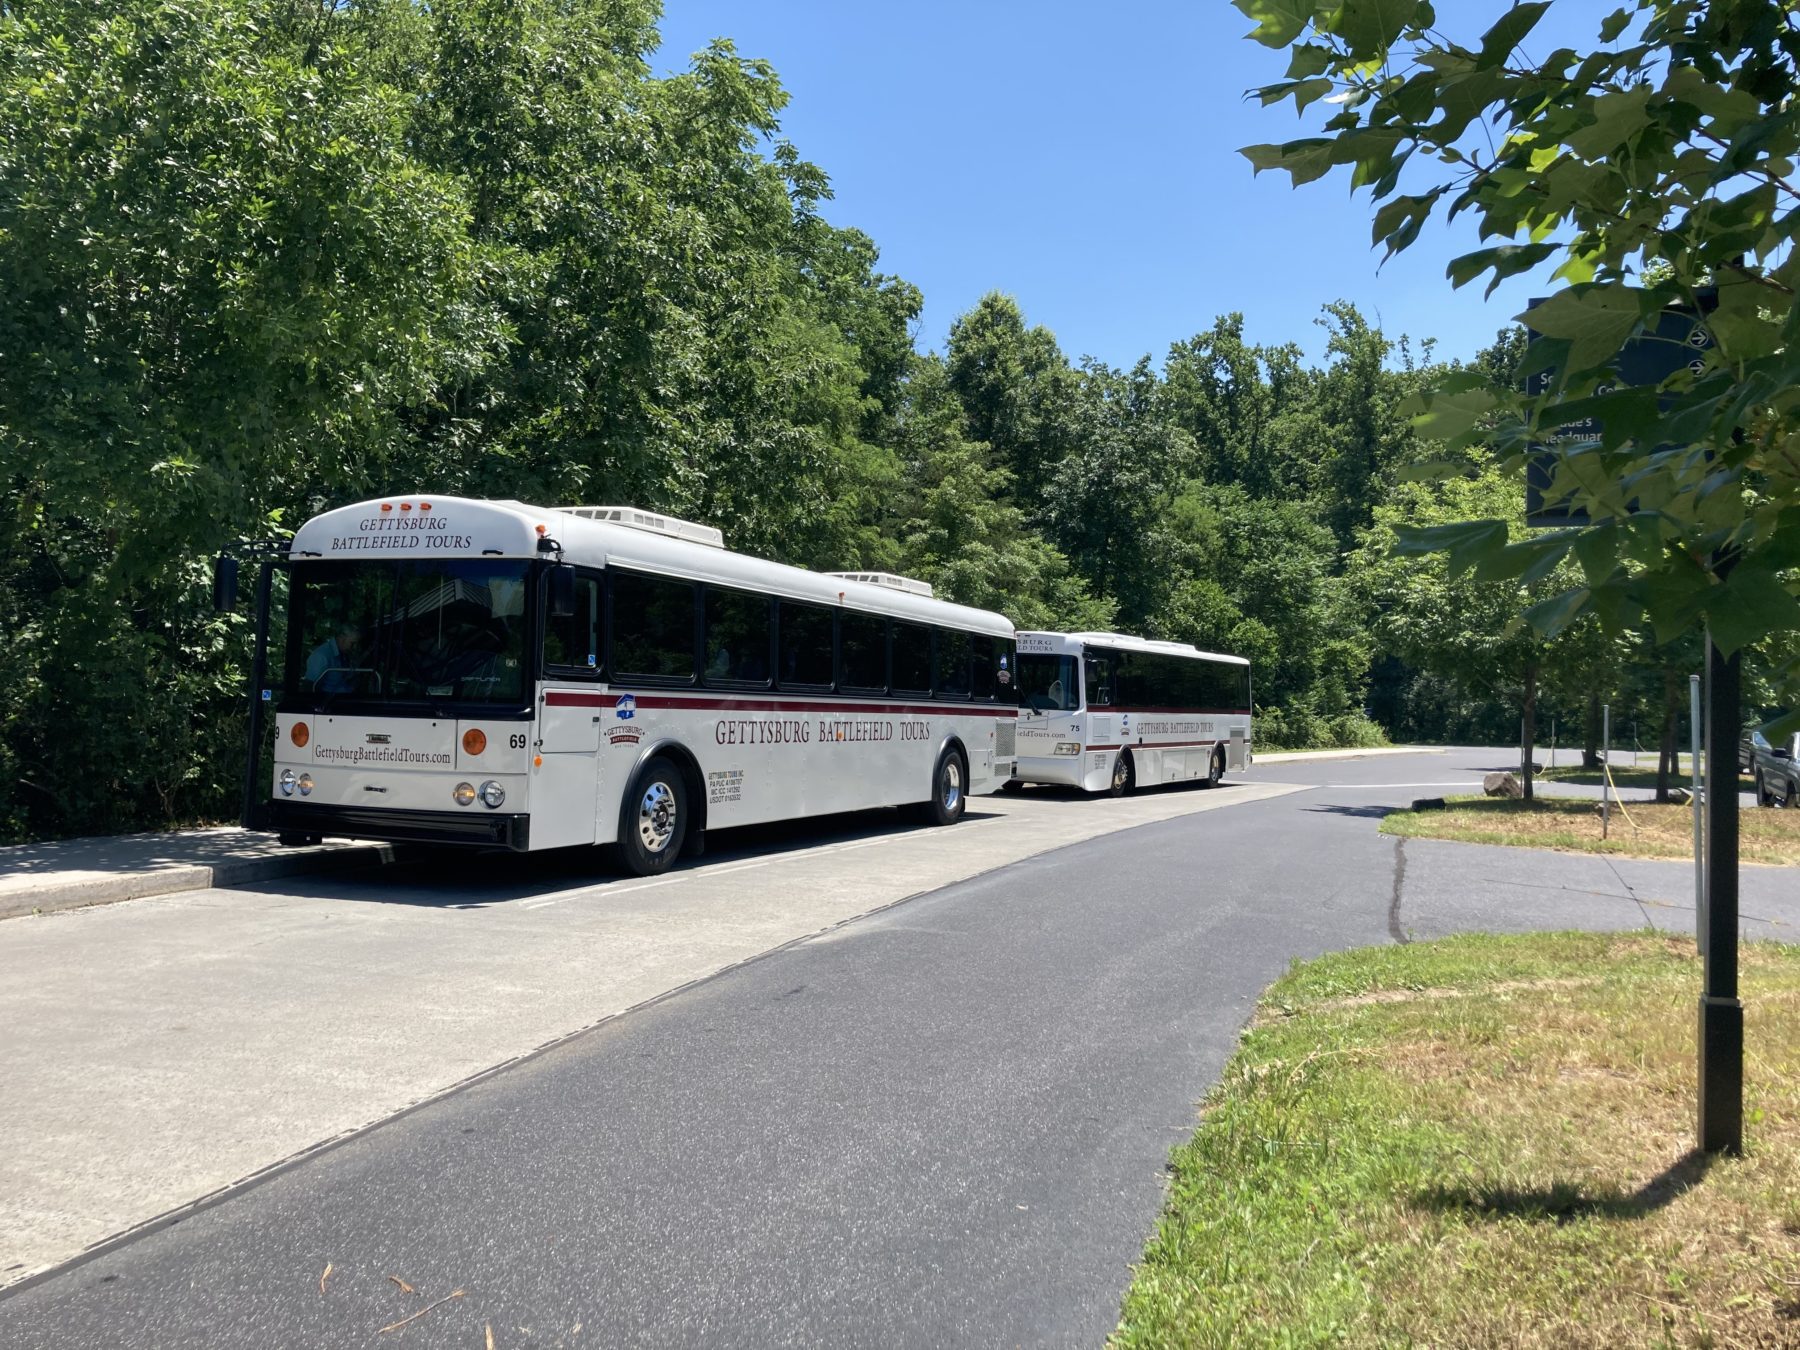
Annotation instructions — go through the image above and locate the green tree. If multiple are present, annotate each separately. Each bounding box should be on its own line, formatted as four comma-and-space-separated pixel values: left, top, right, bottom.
1237, 0, 1800, 705
890, 357, 1114, 629
1349, 461, 1619, 798
0, 0, 497, 838
944, 293, 1081, 509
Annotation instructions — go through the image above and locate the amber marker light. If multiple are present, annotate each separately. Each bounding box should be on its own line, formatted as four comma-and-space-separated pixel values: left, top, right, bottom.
533, 755, 543, 767
535, 523, 547, 536
400, 501, 413, 512
291, 721, 310, 748
462, 728, 487, 756
380, 503, 393, 513
419, 502, 431, 511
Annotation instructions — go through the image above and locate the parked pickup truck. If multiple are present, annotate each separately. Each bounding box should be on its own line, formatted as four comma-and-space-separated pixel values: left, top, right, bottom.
1746, 727, 1800, 808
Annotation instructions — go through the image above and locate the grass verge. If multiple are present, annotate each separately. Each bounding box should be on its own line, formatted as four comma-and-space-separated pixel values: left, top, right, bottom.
1380, 795, 1800, 866
1541, 762, 1753, 792
1114, 932, 1800, 1349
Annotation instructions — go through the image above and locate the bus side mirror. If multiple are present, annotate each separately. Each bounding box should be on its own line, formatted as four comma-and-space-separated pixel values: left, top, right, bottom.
212, 554, 239, 612
549, 563, 577, 619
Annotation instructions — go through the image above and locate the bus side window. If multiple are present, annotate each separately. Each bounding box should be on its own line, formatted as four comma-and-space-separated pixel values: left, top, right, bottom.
839, 611, 887, 694
934, 629, 972, 699
611, 571, 697, 683
543, 571, 602, 674
891, 622, 931, 696
704, 586, 772, 687
971, 636, 1001, 702
1084, 651, 1113, 707
777, 600, 834, 690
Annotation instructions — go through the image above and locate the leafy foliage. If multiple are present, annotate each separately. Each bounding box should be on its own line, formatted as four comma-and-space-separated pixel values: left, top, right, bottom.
10, 0, 1787, 841
1235, 0, 1800, 704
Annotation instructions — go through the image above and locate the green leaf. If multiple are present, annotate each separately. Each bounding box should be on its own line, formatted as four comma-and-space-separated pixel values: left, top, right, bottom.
1706, 565, 1800, 656
1393, 518, 1509, 575
1332, 0, 1420, 54
1233, 0, 1320, 47
1598, 8, 1629, 42
1372, 192, 1439, 259
1412, 386, 1499, 441
1519, 287, 1648, 375
1240, 138, 1338, 186
1446, 242, 1558, 297
1563, 87, 1652, 159
1476, 3, 1551, 71
1522, 585, 1591, 637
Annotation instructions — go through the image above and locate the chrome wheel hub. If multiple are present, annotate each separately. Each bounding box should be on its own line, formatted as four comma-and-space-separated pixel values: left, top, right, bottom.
942, 759, 962, 811
638, 781, 678, 853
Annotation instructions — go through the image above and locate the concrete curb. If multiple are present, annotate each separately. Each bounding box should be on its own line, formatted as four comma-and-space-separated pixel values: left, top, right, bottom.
1252, 746, 1445, 764
1, 841, 401, 922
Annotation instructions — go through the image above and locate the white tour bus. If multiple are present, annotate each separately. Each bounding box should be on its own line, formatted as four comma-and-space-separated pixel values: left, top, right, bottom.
1011, 631, 1251, 794
230, 497, 1019, 875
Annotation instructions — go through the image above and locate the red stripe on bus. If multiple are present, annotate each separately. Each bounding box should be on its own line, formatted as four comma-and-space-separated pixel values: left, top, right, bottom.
1081, 739, 1223, 751
544, 690, 1018, 718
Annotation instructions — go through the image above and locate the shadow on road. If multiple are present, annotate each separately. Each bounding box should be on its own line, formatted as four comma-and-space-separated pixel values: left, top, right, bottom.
231, 805, 1005, 909
1301, 802, 1399, 820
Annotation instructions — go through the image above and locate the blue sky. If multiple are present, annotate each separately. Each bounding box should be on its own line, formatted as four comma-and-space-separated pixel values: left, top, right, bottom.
654, 1, 1612, 371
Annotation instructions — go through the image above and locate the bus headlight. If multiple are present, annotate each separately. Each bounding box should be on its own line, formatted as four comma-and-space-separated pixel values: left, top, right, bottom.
279, 769, 298, 796
479, 780, 506, 809
453, 781, 477, 807
1054, 742, 1081, 756
297, 773, 314, 796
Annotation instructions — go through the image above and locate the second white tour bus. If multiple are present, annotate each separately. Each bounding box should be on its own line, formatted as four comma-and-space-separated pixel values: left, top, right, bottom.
233, 497, 1019, 875
1011, 631, 1251, 794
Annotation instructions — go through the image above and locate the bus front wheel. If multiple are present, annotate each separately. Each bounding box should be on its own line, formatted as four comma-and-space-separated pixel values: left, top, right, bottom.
1106, 751, 1135, 798
1206, 746, 1226, 788
918, 748, 968, 826
615, 755, 689, 877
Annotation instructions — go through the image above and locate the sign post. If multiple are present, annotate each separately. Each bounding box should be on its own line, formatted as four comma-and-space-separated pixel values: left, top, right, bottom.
1699, 634, 1742, 1154
1526, 295, 1742, 1155
1691, 674, 1705, 958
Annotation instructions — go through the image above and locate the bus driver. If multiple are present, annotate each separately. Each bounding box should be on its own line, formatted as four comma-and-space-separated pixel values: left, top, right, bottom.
306, 622, 362, 693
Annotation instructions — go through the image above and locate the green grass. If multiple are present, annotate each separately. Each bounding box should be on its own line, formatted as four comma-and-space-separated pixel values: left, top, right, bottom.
1380, 794, 1800, 866
1540, 759, 1752, 791
1114, 932, 1800, 1349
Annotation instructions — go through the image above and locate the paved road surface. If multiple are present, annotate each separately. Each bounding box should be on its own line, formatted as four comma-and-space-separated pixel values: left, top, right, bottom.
2, 749, 1792, 1347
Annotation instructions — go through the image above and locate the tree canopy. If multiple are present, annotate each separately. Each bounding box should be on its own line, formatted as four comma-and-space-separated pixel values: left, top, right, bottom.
1237, 0, 1800, 709
2, 0, 1792, 841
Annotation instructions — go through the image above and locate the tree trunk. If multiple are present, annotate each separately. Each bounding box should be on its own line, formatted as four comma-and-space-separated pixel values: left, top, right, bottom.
1656, 666, 1680, 804
1521, 660, 1538, 803
1583, 691, 1602, 769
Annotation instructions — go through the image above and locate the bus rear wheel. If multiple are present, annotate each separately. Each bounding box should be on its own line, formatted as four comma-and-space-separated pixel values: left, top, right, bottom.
918, 747, 968, 826
1206, 746, 1226, 788
1106, 751, 1135, 797
615, 755, 689, 877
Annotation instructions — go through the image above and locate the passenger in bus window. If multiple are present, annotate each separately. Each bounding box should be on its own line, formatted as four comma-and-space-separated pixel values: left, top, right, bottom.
306, 622, 362, 693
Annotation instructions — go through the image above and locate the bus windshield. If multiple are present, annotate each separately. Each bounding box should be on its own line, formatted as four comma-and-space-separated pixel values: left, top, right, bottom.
285, 559, 531, 708
1016, 654, 1079, 712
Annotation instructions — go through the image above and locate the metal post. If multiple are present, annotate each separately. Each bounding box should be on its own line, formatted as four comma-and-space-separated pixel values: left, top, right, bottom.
1690, 673, 1704, 957
1601, 703, 1611, 839
1550, 718, 1556, 772
1698, 633, 1742, 1155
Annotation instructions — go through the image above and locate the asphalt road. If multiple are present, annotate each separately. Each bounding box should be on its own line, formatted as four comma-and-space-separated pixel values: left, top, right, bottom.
3, 749, 1793, 1348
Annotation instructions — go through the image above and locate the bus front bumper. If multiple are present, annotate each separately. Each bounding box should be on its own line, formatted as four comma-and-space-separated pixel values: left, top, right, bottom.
265, 800, 531, 851
1012, 754, 1090, 788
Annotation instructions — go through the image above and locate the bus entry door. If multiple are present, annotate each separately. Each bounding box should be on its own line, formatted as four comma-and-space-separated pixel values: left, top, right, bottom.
533, 690, 602, 849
